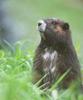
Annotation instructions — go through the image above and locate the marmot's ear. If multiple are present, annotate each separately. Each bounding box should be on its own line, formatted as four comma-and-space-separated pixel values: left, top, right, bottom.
63, 23, 69, 30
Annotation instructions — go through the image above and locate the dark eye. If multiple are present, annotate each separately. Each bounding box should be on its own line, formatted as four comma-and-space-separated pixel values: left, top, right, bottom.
51, 21, 55, 25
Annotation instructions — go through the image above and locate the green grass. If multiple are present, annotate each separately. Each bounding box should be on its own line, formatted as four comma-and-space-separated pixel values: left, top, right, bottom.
0, 41, 82, 100
0, 42, 43, 100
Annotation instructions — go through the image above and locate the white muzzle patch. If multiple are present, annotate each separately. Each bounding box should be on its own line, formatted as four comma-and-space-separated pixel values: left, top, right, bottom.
37, 20, 46, 32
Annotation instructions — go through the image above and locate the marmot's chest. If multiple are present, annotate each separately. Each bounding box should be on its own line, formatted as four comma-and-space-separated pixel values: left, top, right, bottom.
42, 48, 58, 73
42, 48, 58, 86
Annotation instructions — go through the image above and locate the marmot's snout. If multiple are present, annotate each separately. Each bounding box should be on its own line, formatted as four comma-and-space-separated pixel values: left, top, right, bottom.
37, 20, 46, 33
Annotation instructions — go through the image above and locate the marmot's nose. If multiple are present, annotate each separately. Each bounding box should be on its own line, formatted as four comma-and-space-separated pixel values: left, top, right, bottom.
38, 20, 45, 27
38, 22, 42, 26
37, 20, 46, 32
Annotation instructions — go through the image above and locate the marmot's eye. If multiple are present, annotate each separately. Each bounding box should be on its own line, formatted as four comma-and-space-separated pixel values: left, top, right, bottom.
51, 21, 55, 25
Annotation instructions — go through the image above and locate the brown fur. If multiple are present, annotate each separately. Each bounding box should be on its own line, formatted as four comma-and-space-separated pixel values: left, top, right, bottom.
33, 18, 82, 90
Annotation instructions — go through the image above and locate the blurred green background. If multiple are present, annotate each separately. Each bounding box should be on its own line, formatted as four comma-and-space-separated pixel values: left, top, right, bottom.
7, 0, 83, 64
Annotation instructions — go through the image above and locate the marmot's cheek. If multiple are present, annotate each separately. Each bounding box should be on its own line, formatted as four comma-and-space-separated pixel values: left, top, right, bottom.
54, 25, 64, 35
37, 20, 46, 33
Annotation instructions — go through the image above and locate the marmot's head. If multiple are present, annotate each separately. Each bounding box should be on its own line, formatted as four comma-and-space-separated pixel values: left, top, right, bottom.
37, 18, 71, 45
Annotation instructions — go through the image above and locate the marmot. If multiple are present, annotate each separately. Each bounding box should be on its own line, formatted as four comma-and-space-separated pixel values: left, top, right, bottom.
33, 18, 82, 90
